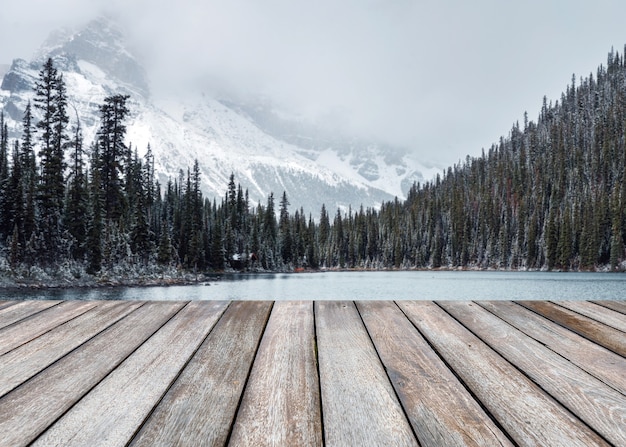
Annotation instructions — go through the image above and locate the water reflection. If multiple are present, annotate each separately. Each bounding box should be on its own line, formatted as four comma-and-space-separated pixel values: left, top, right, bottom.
1, 271, 625, 301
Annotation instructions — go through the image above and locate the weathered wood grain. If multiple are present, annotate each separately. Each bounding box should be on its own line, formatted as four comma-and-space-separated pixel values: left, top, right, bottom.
520, 301, 626, 356
32, 301, 229, 447
0, 300, 60, 329
0, 301, 183, 447
130, 301, 272, 447
478, 301, 626, 396
554, 300, 626, 332
593, 300, 626, 314
0, 300, 96, 355
0, 299, 623, 447
357, 300, 513, 447
0, 301, 16, 311
398, 301, 610, 447
0, 301, 141, 398
441, 301, 626, 446
316, 301, 419, 447
229, 301, 323, 447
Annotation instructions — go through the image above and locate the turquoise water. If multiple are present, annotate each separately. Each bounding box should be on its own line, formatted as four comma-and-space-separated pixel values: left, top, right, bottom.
1, 271, 625, 301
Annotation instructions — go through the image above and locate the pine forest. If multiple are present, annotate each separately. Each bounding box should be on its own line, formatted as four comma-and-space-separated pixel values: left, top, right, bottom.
1, 50, 626, 283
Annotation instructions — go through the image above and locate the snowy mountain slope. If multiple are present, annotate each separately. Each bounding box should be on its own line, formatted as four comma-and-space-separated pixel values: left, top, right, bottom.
0, 17, 437, 215
224, 99, 442, 198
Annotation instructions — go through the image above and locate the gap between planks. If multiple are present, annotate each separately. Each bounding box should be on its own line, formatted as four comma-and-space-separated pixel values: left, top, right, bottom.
0, 299, 624, 447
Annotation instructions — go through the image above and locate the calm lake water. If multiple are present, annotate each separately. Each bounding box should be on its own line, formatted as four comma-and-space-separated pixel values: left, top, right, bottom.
1, 271, 625, 301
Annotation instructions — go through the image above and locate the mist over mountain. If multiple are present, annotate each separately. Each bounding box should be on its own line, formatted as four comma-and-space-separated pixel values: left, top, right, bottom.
1, 13, 625, 280
0, 16, 437, 215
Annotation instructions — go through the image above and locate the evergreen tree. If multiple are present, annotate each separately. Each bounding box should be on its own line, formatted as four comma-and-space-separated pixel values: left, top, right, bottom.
34, 58, 69, 262
9, 224, 21, 268
0, 112, 9, 239
65, 120, 88, 260
4, 103, 38, 257
86, 144, 104, 274
610, 185, 623, 270
279, 191, 292, 264
209, 216, 225, 270
318, 204, 330, 267
157, 220, 173, 265
557, 207, 573, 270
130, 192, 152, 264
97, 94, 130, 221
143, 144, 156, 234
20, 103, 37, 248
6, 141, 23, 245
261, 193, 277, 269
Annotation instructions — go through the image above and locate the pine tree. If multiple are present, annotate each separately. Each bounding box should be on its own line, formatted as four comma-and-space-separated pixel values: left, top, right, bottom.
130, 194, 152, 264
318, 204, 330, 267
34, 58, 69, 262
545, 205, 559, 270
209, 217, 225, 270
123, 146, 153, 263
86, 144, 104, 274
306, 214, 318, 269
609, 185, 623, 270
143, 144, 156, 233
0, 112, 9, 239
4, 103, 37, 257
279, 191, 292, 264
557, 208, 573, 270
20, 103, 37, 248
157, 220, 173, 265
261, 193, 277, 269
6, 142, 23, 244
97, 94, 130, 221
333, 208, 345, 267
9, 224, 21, 268
65, 120, 88, 260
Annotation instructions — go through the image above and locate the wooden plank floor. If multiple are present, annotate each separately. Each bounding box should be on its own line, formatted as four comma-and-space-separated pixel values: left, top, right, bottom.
0, 300, 624, 447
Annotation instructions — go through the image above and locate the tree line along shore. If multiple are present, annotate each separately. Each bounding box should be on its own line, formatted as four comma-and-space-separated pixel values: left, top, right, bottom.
1, 50, 626, 285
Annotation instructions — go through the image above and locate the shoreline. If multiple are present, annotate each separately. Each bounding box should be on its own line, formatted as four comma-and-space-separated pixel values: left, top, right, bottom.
1, 264, 624, 291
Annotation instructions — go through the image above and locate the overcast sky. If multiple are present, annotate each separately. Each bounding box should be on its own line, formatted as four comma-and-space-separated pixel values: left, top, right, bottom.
2, 0, 626, 168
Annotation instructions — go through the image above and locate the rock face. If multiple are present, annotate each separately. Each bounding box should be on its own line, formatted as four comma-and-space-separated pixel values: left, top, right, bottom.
1, 60, 33, 93
0, 16, 438, 215
38, 18, 150, 98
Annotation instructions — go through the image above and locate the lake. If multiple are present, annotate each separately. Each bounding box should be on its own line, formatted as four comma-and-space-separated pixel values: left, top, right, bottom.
1, 271, 625, 301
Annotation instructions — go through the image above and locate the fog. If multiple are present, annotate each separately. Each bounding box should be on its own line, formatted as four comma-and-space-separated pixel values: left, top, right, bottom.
2, 0, 626, 167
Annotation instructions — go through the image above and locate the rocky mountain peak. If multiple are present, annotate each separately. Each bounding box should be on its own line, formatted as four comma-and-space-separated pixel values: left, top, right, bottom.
36, 16, 149, 98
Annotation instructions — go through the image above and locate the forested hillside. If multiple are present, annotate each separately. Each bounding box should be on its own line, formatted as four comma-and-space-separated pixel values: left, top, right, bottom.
1, 49, 625, 282
394, 48, 626, 271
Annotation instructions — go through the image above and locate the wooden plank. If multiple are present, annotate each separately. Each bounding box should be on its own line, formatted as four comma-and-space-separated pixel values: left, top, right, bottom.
0, 301, 17, 311
0, 300, 97, 355
32, 301, 229, 447
357, 301, 513, 447
130, 301, 272, 447
229, 301, 323, 447
315, 301, 418, 447
554, 301, 626, 332
478, 301, 626, 396
520, 301, 626, 357
398, 301, 610, 447
593, 300, 626, 314
0, 300, 60, 329
440, 301, 626, 447
0, 301, 184, 447
0, 301, 141, 398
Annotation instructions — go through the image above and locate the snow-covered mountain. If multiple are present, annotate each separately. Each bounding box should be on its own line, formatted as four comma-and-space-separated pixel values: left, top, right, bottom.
0, 17, 439, 215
